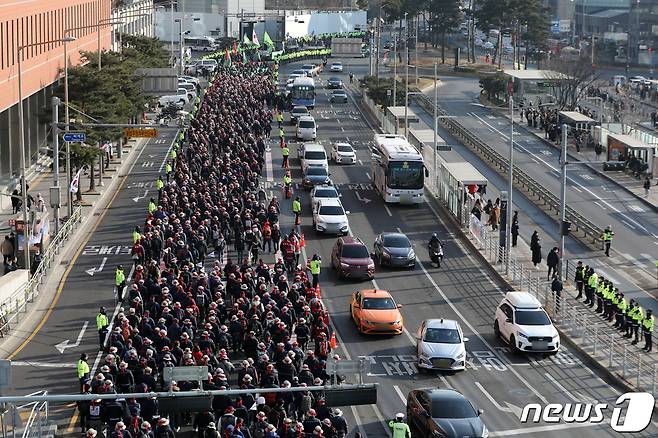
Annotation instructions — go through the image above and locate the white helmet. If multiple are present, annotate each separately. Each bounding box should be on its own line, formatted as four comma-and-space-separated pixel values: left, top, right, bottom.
395, 413, 404, 420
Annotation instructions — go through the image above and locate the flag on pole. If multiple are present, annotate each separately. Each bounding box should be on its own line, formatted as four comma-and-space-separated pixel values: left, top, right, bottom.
243, 34, 251, 45
232, 41, 238, 55
242, 50, 247, 63
225, 47, 232, 66
252, 29, 260, 47
70, 168, 83, 193
263, 31, 274, 49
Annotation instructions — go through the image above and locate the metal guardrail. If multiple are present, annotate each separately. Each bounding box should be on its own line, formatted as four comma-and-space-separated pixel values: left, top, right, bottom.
17, 390, 49, 438
0, 206, 82, 336
412, 94, 604, 246
472, 221, 658, 396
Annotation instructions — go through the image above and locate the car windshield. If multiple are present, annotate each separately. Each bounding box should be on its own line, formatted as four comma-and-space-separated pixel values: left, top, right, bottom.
333, 91, 347, 96
424, 328, 461, 344
299, 120, 315, 128
383, 235, 411, 248
303, 64, 315, 70
432, 397, 477, 419
341, 245, 369, 259
319, 205, 344, 216
515, 310, 551, 325
292, 107, 308, 114
332, 63, 341, 67
293, 70, 305, 75
307, 167, 328, 176
314, 188, 337, 198
330, 77, 340, 82
387, 160, 424, 190
337, 145, 353, 153
362, 297, 396, 310
305, 151, 326, 160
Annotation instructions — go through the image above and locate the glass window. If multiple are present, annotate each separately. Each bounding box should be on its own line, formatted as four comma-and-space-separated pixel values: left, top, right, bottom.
362, 297, 396, 310
341, 245, 369, 259
306, 167, 327, 176
383, 235, 411, 248
387, 161, 423, 190
514, 310, 551, 326
500, 304, 513, 319
314, 188, 337, 198
298, 120, 315, 129
423, 328, 461, 344
318, 205, 344, 216
304, 151, 326, 160
431, 397, 477, 418
337, 144, 353, 152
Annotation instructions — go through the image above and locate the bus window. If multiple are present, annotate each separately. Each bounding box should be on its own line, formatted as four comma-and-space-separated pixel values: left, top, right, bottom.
387, 161, 424, 189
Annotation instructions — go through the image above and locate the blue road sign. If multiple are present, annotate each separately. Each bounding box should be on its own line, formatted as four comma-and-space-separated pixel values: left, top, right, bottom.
62, 132, 86, 142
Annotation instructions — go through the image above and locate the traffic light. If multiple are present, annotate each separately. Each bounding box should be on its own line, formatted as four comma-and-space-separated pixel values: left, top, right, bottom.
561, 220, 572, 236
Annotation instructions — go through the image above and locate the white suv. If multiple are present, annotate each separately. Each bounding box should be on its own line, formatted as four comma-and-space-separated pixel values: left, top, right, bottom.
493, 292, 559, 354
313, 198, 349, 235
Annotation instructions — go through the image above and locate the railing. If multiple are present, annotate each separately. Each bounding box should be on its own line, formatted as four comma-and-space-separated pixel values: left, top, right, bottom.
18, 390, 49, 438
0, 206, 82, 336
412, 94, 604, 247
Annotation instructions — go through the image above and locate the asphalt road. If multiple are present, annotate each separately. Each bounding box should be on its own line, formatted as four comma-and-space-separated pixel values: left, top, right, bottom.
2, 129, 177, 398
276, 61, 658, 437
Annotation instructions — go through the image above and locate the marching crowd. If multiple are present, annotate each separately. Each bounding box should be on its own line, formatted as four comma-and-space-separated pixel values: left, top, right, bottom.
77, 62, 349, 438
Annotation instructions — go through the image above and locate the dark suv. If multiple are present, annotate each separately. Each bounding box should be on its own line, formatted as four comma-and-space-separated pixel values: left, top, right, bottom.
331, 236, 375, 280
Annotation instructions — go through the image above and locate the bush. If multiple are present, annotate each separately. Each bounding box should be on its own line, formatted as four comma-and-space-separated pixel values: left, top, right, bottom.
359, 75, 405, 107
479, 73, 508, 103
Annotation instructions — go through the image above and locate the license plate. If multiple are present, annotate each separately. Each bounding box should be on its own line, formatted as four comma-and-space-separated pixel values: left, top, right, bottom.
532, 341, 548, 350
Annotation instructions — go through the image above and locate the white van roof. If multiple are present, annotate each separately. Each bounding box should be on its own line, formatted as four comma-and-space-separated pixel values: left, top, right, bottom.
504, 292, 541, 309
302, 143, 325, 151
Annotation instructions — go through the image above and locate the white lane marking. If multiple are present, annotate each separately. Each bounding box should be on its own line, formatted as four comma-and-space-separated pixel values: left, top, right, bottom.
393, 385, 406, 404
640, 253, 653, 261
544, 372, 589, 403
474, 382, 521, 414
365, 172, 371, 178
12, 361, 73, 368
265, 149, 274, 182
488, 421, 598, 437
594, 201, 607, 210
340, 126, 345, 132
621, 220, 636, 230
471, 113, 649, 233
402, 327, 416, 345
571, 186, 582, 193
438, 375, 453, 389
358, 159, 363, 165
384, 204, 393, 217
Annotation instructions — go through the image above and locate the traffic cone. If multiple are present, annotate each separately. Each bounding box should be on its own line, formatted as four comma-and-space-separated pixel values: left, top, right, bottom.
330, 332, 337, 349
300, 233, 305, 247
315, 283, 321, 298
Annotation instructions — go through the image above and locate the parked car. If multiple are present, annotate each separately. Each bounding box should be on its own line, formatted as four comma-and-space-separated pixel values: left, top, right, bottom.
330, 62, 343, 72
312, 198, 349, 234
407, 389, 488, 438
493, 292, 560, 354
330, 90, 348, 104
416, 319, 468, 371
331, 236, 375, 280
331, 142, 356, 164
178, 82, 197, 100
350, 289, 403, 334
373, 232, 416, 268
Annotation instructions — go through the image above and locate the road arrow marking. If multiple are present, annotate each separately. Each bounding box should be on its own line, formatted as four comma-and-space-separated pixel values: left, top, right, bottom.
474, 381, 523, 419
355, 192, 371, 204
85, 257, 107, 276
132, 189, 149, 203
55, 321, 88, 354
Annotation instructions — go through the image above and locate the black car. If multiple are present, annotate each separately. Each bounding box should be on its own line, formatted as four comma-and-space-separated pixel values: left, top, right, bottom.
407, 389, 488, 438
330, 90, 348, 103
327, 77, 343, 89
302, 165, 331, 188
373, 232, 416, 268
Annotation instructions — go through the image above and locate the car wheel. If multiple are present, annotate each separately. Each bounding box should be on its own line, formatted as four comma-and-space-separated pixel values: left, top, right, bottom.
509, 334, 519, 353
493, 320, 501, 339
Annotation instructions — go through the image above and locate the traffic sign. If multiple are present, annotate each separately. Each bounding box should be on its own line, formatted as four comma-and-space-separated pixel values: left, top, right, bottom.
62, 132, 86, 142
436, 145, 452, 151
163, 365, 208, 383
123, 128, 159, 138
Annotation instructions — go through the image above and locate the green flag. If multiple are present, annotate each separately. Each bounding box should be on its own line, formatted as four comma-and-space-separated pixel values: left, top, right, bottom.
263, 31, 274, 48
242, 50, 247, 63
243, 34, 251, 45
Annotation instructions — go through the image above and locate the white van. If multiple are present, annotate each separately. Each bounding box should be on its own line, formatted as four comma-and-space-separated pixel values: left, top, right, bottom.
158, 93, 188, 108
298, 142, 327, 170
296, 116, 317, 141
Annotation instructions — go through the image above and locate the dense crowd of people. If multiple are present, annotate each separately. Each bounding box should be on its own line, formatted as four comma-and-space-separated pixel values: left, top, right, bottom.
77, 62, 348, 438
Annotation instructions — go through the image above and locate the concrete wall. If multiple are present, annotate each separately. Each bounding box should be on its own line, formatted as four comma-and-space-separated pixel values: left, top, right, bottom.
154, 10, 225, 41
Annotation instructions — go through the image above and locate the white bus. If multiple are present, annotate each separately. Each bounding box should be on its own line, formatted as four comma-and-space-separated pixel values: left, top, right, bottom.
184, 36, 216, 52
371, 134, 427, 204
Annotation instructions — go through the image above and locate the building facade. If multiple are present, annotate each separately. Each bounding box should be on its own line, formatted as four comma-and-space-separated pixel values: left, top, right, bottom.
0, 0, 112, 191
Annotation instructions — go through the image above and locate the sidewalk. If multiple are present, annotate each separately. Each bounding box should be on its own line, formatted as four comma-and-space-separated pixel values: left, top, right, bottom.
498, 110, 658, 211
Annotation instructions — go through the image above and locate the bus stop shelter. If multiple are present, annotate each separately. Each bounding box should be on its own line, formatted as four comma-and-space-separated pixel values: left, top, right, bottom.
559, 111, 596, 131
503, 69, 569, 105
384, 106, 419, 135
408, 128, 445, 153
606, 132, 657, 175
439, 162, 488, 226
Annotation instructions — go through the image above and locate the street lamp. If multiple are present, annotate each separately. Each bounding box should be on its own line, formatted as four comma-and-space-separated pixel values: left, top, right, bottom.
17, 36, 75, 275
404, 12, 409, 138
175, 16, 201, 75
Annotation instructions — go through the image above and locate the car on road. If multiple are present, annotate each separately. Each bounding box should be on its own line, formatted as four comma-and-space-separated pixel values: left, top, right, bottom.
287, 73, 303, 84
330, 90, 348, 103
493, 292, 560, 354
179, 75, 200, 86
301, 63, 321, 77
290, 105, 310, 125
407, 389, 488, 438
310, 184, 340, 208
331, 142, 356, 164
350, 289, 403, 335
298, 142, 328, 170
158, 93, 188, 108
178, 82, 197, 100
330, 61, 343, 72
331, 236, 375, 280
629, 75, 650, 84
416, 319, 468, 372
296, 116, 317, 141
302, 165, 331, 188
327, 77, 343, 89
313, 198, 349, 234
373, 232, 416, 268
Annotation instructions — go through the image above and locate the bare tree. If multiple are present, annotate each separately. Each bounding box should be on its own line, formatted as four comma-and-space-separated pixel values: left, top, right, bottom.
544, 57, 601, 110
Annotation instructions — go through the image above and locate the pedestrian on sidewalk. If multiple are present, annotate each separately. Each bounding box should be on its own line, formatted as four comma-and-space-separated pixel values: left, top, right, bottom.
644, 176, 651, 197
546, 247, 560, 280
530, 231, 542, 268
551, 275, 563, 312
1, 235, 13, 264
35, 193, 46, 212
511, 211, 519, 247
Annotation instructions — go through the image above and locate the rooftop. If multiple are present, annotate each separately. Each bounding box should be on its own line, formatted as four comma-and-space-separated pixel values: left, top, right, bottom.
503, 69, 571, 81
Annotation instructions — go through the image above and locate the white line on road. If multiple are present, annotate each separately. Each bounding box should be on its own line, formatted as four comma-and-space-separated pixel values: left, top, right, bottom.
571, 186, 582, 192
438, 375, 453, 389
393, 385, 406, 404
365, 172, 370, 178
488, 421, 598, 437
340, 126, 345, 131
621, 220, 636, 230
543, 372, 589, 403
594, 201, 607, 210
12, 361, 74, 368
358, 159, 363, 165
383, 204, 393, 217
265, 150, 273, 182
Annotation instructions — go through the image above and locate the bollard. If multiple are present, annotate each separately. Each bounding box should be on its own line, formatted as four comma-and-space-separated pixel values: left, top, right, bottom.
609, 333, 614, 367
593, 326, 599, 355
637, 355, 642, 389
653, 363, 657, 396
623, 345, 627, 378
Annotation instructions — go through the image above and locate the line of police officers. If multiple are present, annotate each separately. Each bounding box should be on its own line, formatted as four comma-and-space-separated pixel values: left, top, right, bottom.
575, 261, 654, 352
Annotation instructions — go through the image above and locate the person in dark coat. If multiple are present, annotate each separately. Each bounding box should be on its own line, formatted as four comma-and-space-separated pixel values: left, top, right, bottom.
511, 211, 519, 247
546, 247, 560, 280
530, 231, 542, 267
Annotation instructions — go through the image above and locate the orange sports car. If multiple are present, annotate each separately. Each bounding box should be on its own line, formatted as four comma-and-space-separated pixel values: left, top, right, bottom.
350, 289, 403, 335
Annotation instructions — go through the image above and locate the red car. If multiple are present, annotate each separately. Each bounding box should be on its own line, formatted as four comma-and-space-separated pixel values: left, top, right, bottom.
331, 236, 375, 280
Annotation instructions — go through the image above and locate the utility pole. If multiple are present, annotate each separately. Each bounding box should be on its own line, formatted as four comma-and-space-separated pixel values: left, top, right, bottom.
415, 16, 419, 85
375, 6, 382, 79
433, 62, 438, 190
505, 95, 514, 275
559, 124, 568, 279
393, 38, 397, 106
404, 12, 409, 138
51, 97, 61, 236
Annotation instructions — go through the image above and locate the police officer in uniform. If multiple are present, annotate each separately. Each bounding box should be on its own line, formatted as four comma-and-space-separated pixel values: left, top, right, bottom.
594, 275, 604, 313
601, 226, 614, 257
115, 265, 126, 301
583, 266, 594, 306
615, 292, 627, 330
632, 303, 644, 345
309, 254, 322, 289
77, 353, 90, 393
625, 300, 636, 336
575, 261, 585, 300
388, 413, 411, 438
96, 307, 109, 350
643, 309, 654, 352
